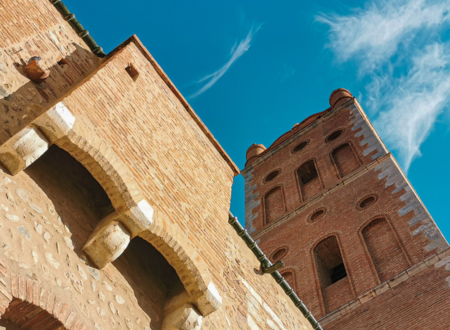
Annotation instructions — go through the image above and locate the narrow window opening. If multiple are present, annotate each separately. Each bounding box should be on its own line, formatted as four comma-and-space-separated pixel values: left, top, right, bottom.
330, 263, 347, 284
314, 236, 353, 313
126, 64, 140, 81
314, 236, 347, 288
297, 160, 318, 186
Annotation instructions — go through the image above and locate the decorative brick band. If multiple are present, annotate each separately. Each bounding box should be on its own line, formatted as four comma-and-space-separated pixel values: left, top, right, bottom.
252, 153, 392, 240
319, 247, 450, 326
0, 268, 89, 330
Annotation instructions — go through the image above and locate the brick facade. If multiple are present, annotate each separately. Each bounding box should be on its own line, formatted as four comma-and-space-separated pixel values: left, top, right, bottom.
243, 89, 450, 329
0, 1, 318, 329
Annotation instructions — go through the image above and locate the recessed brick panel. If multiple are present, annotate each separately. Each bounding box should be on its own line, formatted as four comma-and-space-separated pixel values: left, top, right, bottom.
363, 218, 409, 282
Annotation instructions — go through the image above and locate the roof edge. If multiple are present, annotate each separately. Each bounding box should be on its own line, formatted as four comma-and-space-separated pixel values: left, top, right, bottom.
241, 98, 356, 175
123, 35, 240, 176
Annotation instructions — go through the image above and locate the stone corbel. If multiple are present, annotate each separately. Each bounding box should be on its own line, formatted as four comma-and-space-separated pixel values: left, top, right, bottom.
82, 199, 154, 269
0, 102, 75, 175
162, 304, 203, 330
0, 127, 49, 175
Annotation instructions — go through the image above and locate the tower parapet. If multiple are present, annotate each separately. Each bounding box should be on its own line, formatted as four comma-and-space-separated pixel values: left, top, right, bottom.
242, 88, 450, 329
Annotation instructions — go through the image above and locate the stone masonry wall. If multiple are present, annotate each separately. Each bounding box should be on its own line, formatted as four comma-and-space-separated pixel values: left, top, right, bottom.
0, 165, 315, 330
0, 0, 101, 144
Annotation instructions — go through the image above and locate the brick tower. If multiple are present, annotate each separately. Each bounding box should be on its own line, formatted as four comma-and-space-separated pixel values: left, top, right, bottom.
242, 88, 450, 329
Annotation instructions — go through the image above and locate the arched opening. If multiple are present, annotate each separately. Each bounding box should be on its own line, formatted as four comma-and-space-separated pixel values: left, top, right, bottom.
0, 298, 65, 330
331, 143, 360, 178
24, 145, 188, 330
362, 218, 409, 283
297, 160, 322, 201
314, 236, 353, 313
24, 144, 114, 255
264, 187, 285, 225
113, 236, 186, 330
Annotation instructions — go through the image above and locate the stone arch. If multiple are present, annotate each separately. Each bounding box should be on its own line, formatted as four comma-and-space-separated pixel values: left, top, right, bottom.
0, 272, 88, 330
0, 102, 220, 318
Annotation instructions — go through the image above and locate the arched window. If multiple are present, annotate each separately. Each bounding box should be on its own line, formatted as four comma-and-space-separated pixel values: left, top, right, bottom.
314, 236, 353, 313
264, 186, 285, 225
331, 143, 360, 178
297, 160, 322, 201
362, 219, 409, 283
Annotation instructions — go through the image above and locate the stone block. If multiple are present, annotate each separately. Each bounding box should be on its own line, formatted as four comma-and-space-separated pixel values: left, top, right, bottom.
0, 127, 48, 175
406, 262, 427, 277
34, 102, 76, 143
195, 281, 222, 317
82, 213, 131, 269
388, 271, 409, 288
162, 304, 202, 330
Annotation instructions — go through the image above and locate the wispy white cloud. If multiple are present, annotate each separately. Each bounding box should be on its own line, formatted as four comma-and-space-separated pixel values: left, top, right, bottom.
191, 24, 261, 98
317, 0, 450, 72
317, 0, 450, 172
373, 43, 450, 171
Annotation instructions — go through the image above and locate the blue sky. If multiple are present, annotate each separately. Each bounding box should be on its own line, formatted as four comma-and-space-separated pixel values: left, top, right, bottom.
66, 0, 450, 238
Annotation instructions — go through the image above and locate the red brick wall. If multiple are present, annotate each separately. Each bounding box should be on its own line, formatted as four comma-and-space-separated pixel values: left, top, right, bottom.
243, 99, 449, 327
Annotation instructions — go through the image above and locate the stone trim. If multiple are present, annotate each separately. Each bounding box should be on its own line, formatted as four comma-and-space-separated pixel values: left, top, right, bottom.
374, 157, 448, 252
319, 247, 450, 326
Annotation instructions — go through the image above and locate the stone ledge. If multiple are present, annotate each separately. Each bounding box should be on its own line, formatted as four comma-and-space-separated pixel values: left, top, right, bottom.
319, 246, 450, 326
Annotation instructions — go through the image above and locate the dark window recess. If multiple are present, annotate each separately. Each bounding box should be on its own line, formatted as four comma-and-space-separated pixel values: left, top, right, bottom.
293, 141, 308, 153
314, 236, 348, 288
330, 263, 347, 283
360, 196, 376, 209
298, 160, 318, 186
125, 64, 139, 81
310, 210, 324, 222
326, 130, 343, 142
265, 170, 280, 182
272, 248, 287, 261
